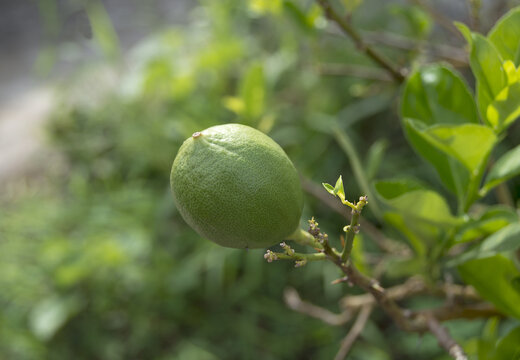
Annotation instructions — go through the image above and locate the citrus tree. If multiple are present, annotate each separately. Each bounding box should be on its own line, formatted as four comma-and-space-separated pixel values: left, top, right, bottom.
170, 2, 520, 359
2, 1, 520, 359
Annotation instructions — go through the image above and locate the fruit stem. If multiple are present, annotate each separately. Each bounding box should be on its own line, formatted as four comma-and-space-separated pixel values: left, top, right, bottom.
287, 228, 324, 250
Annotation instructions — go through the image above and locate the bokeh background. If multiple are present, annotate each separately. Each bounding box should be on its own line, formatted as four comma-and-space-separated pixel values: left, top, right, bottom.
1, 1, 519, 359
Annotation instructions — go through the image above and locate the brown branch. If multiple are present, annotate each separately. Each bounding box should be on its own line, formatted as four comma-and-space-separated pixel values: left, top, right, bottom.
341, 277, 481, 309
466, 0, 481, 31
316, 63, 393, 81
362, 31, 468, 66
284, 287, 353, 326
316, 0, 406, 82
335, 305, 373, 360
418, 303, 504, 322
425, 315, 468, 360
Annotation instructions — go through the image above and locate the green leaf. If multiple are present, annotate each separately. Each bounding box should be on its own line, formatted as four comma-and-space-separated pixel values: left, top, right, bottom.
458, 255, 520, 319
365, 139, 388, 181
486, 79, 520, 133
422, 123, 497, 175
384, 212, 427, 255
333, 175, 346, 203
455, 206, 518, 243
494, 326, 520, 359
456, 22, 507, 127
488, 7, 520, 65
478, 318, 500, 360
283, 1, 317, 33
86, 0, 121, 60
322, 183, 335, 195
240, 63, 265, 120
403, 118, 470, 198
401, 65, 478, 125
450, 223, 520, 265
374, 178, 423, 199
482, 143, 520, 194
323, 176, 348, 204
375, 179, 460, 227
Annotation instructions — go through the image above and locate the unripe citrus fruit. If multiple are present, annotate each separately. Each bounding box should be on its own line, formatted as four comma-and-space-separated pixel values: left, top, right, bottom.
170, 123, 303, 249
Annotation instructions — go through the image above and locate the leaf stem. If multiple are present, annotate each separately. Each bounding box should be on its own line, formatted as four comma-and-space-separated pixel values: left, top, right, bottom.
287, 227, 324, 250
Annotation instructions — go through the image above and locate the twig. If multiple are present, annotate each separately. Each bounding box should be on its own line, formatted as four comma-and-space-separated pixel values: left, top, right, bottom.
341, 196, 367, 262
362, 31, 468, 65
316, 63, 393, 81
419, 303, 504, 322
495, 183, 514, 207
425, 315, 468, 360
408, 0, 462, 38
466, 0, 481, 31
340, 277, 481, 309
299, 175, 409, 255
335, 305, 373, 360
316, 0, 406, 82
284, 288, 353, 326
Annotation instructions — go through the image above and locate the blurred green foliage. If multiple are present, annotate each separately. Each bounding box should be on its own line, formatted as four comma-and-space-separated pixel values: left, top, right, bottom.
2, 0, 520, 359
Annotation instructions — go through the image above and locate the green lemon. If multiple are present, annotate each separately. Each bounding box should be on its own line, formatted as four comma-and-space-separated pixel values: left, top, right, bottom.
170, 123, 303, 249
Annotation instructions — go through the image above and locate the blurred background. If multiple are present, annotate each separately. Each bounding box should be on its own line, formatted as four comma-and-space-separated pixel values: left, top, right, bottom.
1, 0, 519, 359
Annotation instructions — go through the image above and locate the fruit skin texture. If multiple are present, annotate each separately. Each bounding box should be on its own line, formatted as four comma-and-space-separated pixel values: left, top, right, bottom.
170, 123, 303, 249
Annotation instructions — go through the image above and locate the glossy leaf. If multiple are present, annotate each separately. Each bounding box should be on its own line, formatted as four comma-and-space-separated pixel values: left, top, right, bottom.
486, 79, 520, 133
456, 22, 507, 126
323, 176, 348, 204
333, 175, 346, 203
458, 255, 520, 319
450, 223, 520, 266
375, 179, 460, 226
403, 118, 469, 197
322, 183, 335, 195
402, 65, 478, 125
422, 123, 497, 174
482, 143, 520, 194
384, 212, 427, 255
488, 7, 520, 65
494, 326, 520, 359
455, 206, 518, 243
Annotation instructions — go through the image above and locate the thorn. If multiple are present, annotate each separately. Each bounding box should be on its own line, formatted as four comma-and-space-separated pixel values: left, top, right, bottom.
340, 234, 345, 247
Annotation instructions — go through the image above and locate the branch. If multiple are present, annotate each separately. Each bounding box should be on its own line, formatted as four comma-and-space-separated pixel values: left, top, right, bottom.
316, 63, 393, 81
341, 196, 367, 262
425, 315, 468, 360
466, 0, 481, 31
299, 175, 409, 255
361, 31, 468, 66
316, 0, 406, 82
284, 287, 353, 326
418, 303, 504, 322
340, 277, 481, 309
335, 305, 373, 360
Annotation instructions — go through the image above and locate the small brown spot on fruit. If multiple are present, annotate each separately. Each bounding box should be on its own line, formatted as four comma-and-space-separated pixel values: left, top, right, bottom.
192, 132, 202, 138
